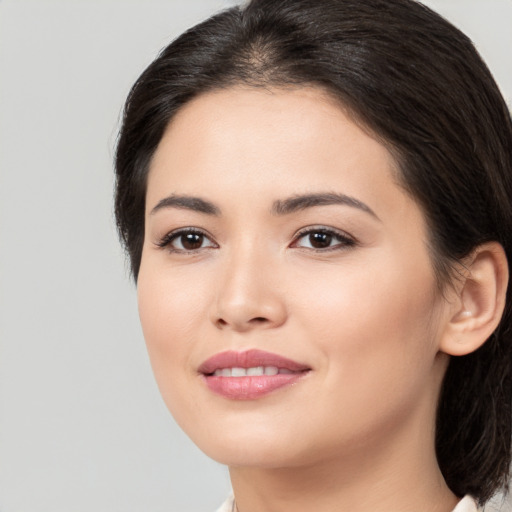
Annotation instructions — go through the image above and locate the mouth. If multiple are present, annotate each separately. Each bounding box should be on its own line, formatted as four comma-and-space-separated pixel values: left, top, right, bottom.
198, 349, 311, 400
211, 366, 297, 377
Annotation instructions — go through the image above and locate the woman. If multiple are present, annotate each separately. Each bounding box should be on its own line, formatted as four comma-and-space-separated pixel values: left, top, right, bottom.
114, 0, 512, 510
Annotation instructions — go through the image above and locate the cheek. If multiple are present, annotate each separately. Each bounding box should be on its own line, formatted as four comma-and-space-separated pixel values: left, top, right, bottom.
293, 249, 439, 397
296, 252, 435, 338
136, 260, 210, 400
280, 254, 442, 451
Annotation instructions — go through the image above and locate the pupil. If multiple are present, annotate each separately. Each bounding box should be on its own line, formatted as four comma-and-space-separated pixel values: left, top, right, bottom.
182, 233, 203, 250
310, 232, 332, 248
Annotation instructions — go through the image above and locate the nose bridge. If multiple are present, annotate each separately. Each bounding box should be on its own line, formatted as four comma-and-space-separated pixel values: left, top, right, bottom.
212, 235, 286, 331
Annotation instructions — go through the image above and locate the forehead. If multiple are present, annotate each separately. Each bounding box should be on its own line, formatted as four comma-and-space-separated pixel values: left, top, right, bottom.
146, 86, 411, 222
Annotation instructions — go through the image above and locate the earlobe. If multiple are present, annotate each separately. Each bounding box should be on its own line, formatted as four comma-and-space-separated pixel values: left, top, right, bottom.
440, 242, 509, 357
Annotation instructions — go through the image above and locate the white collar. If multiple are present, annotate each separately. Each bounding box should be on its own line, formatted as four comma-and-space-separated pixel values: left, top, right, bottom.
215, 493, 480, 512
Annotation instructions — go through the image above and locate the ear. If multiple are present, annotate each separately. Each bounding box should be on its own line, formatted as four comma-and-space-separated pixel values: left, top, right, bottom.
439, 241, 509, 356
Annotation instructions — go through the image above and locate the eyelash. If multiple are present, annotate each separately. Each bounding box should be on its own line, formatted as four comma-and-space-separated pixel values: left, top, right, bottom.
291, 226, 357, 252
155, 228, 216, 252
155, 226, 357, 254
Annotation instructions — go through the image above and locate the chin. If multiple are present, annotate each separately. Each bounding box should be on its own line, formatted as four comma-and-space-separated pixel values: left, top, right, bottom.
191, 428, 282, 465
201, 441, 307, 469
183, 418, 329, 469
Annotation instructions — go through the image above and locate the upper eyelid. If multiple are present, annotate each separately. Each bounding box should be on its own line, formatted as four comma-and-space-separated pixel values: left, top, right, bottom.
290, 228, 357, 253
155, 227, 217, 247
292, 225, 355, 241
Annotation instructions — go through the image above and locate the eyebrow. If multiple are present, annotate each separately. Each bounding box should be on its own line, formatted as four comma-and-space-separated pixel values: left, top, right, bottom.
150, 192, 379, 220
151, 195, 221, 216
271, 192, 379, 219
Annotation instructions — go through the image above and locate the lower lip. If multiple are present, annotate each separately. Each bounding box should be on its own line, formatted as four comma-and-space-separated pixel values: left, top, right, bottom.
203, 373, 308, 400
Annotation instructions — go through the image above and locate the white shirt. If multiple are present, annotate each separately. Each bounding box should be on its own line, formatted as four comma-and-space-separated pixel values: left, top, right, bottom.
215, 493, 480, 512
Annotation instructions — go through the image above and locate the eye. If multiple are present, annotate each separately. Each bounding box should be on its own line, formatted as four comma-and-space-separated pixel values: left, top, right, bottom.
156, 228, 217, 252
291, 227, 356, 251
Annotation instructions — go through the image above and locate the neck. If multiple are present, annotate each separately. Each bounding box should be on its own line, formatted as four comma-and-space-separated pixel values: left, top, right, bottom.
230, 452, 457, 512
229, 363, 458, 512
230, 437, 457, 512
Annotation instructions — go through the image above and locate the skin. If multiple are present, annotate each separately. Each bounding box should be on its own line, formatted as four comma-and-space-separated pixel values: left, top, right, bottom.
138, 86, 462, 512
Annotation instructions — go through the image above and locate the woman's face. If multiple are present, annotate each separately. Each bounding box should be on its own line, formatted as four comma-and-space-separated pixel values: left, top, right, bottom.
138, 86, 451, 467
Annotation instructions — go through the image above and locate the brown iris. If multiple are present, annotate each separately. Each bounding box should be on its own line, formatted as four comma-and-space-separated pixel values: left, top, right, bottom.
309, 232, 333, 249
180, 233, 204, 250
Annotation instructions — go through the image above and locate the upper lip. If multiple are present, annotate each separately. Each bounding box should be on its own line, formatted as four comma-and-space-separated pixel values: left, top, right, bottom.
198, 349, 311, 375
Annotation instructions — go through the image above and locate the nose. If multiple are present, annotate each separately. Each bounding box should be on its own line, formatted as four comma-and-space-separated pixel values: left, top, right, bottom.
210, 246, 287, 332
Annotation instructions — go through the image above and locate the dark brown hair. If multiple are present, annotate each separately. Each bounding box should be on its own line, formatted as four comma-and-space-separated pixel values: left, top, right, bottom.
114, 0, 512, 503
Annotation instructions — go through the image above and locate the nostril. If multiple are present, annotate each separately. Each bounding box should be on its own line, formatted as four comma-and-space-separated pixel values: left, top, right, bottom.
250, 317, 269, 324
215, 316, 269, 329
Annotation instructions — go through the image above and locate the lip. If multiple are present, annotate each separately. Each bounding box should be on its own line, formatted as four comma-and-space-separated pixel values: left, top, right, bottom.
198, 349, 311, 400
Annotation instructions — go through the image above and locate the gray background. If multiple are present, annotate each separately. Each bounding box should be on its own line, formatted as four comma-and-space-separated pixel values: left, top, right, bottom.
0, 1, 511, 511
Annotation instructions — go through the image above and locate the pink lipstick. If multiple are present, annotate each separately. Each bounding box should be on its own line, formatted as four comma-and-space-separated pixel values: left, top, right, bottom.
198, 349, 311, 400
